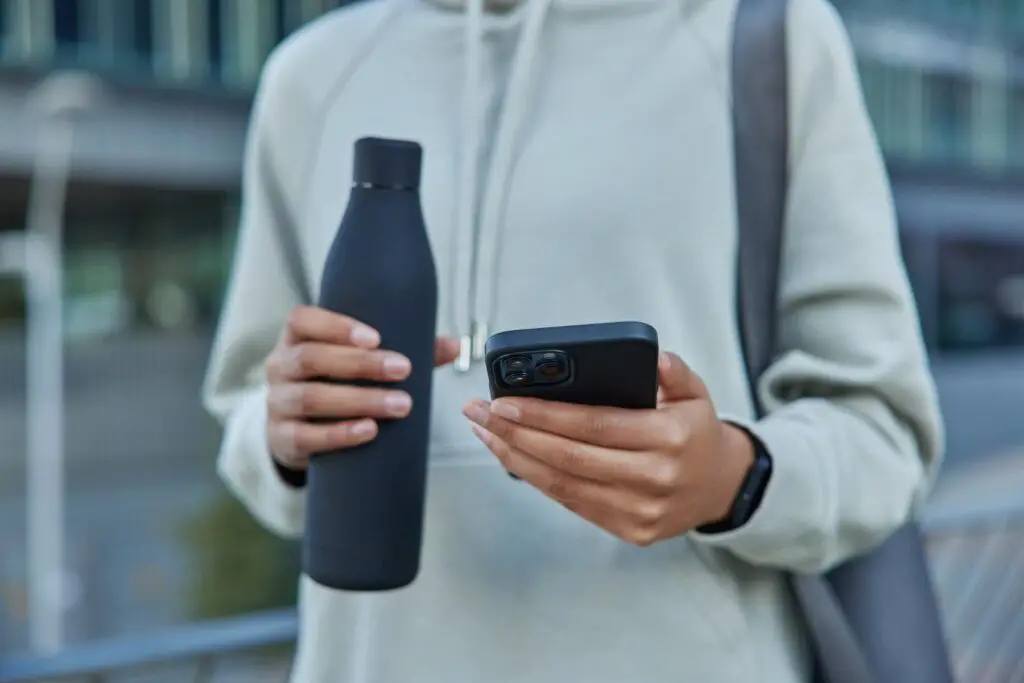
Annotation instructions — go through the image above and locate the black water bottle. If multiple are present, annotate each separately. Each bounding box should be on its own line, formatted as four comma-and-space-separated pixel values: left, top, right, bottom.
303, 137, 438, 591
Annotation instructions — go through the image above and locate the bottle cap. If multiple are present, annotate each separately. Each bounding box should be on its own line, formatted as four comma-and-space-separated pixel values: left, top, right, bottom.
352, 137, 423, 190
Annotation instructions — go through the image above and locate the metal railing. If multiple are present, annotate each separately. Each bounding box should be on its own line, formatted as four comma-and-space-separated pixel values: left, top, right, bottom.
2, 500, 1023, 683
0, 609, 298, 683
925, 499, 1024, 683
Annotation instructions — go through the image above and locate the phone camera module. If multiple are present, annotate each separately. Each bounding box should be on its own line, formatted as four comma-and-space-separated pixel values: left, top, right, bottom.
497, 351, 569, 388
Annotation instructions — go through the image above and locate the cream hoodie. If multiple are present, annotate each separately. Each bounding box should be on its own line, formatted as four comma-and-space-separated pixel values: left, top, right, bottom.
202, 0, 944, 681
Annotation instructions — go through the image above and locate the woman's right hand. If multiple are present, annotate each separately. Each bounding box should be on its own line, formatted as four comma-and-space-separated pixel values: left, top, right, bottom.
265, 305, 461, 471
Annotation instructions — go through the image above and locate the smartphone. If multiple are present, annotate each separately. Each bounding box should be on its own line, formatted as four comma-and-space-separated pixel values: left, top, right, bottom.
484, 321, 659, 410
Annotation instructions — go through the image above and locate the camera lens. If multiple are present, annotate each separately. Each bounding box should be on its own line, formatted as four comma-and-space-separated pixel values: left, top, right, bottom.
535, 360, 565, 378
503, 356, 531, 372
504, 370, 531, 386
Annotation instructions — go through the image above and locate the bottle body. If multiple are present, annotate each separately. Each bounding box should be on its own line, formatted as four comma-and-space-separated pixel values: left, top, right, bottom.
304, 172, 438, 591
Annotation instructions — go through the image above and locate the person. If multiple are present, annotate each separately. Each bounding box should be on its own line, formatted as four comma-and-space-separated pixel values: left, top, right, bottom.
202, 0, 944, 681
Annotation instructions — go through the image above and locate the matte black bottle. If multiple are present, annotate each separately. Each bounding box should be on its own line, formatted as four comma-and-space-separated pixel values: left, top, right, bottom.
304, 137, 438, 591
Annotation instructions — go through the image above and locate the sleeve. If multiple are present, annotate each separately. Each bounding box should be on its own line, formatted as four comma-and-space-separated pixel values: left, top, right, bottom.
690, 0, 945, 573
201, 51, 313, 540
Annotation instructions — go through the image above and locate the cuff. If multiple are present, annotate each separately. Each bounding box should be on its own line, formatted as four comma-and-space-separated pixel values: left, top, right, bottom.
216, 387, 307, 539
689, 411, 831, 572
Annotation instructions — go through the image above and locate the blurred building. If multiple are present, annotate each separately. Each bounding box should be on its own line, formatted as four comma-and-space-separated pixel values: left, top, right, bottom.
0, 0, 348, 339
0, 0, 1022, 350
835, 0, 1024, 354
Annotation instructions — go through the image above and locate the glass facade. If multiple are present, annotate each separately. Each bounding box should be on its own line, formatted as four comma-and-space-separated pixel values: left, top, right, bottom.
0, 1, 1019, 166
842, 0, 1024, 174
0, 0, 345, 88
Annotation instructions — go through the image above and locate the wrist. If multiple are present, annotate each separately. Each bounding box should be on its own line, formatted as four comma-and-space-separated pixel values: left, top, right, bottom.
273, 457, 308, 488
707, 422, 756, 523
268, 439, 308, 488
697, 422, 773, 534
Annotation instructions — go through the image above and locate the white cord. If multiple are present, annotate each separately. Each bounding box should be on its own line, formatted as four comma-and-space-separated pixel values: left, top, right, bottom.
347, 594, 378, 683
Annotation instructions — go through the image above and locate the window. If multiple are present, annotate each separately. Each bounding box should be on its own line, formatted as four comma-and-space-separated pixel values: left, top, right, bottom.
275, 0, 292, 42
937, 238, 1024, 351
99, 0, 156, 71
866, 65, 927, 161
1012, 87, 1024, 168
129, 0, 154, 64
53, 0, 83, 52
996, 0, 1024, 30
207, 0, 223, 79
925, 73, 972, 163
857, 59, 887, 141
0, 1, 7, 56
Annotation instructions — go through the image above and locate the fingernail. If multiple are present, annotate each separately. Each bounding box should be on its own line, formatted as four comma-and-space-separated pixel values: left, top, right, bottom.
659, 352, 672, 371
384, 392, 412, 416
490, 400, 520, 422
471, 424, 493, 446
350, 419, 377, 438
383, 354, 412, 379
462, 400, 490, 426
351, 326, 381, 347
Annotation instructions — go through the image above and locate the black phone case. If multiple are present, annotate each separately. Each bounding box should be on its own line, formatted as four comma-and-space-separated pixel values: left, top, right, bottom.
484, 321, 659, 410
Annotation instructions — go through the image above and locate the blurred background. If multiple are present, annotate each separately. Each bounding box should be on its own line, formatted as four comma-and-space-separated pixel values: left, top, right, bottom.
0, 0, 1022, 681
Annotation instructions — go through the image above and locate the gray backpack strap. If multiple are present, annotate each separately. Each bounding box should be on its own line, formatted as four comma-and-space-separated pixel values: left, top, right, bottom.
732, 2, 955, 682
731, 1, 877, 682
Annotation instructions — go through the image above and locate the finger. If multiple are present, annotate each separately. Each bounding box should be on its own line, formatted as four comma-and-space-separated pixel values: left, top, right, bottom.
434, 336, 461, 367
657, 352, 708, 403
269, 382, 413, 420
270, 418, 379, 462
470, 424, 626, 508
267, 343, 411, 383
485, 397, 664, 451
463, 400, 660, 486
283, 306, 380, 349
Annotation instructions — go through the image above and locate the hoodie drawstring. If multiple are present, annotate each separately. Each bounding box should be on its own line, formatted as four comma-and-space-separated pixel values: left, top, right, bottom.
451, 0, 486, 372
452, 0, 554, 372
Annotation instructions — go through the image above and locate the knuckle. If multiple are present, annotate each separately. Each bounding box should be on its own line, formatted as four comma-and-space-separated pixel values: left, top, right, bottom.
546, 474, 573, 501
266, 422, 287, 454
625, 525, 659, 548
271, 422, 304, 460
661, 418, 690, 450
558, 442, 587, 472
291, 428, 318, 456
267, 384, 296, 417
648, 460, 682, 492
636, 499, 668, 526
487, 417, 512, 441
297, 383, 323, 415
292, 344, 319, 376
286, 306, 309, 332
328, 423, 359, 448
264, 354, 282, 381
580, 413, 613, 441
365, 352, 390, 380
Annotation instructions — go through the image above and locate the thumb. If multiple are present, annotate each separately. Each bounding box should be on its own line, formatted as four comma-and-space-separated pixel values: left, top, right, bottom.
434, 336, 462, 367
657, 351, 708, 403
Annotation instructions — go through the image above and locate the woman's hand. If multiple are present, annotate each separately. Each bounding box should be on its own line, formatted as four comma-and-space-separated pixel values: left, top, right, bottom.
266, 306, 461, 471
463, 352, 755, 546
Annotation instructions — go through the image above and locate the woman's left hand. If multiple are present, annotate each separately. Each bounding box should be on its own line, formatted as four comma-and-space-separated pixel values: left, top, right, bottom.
463, 351, 755, 546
